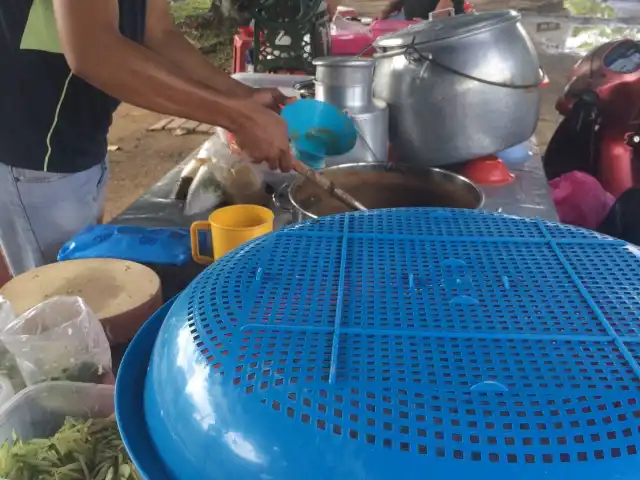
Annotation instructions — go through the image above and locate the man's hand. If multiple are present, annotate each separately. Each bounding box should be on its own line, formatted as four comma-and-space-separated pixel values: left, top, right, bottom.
233, 103, 293, 172
250, 88, 295, 112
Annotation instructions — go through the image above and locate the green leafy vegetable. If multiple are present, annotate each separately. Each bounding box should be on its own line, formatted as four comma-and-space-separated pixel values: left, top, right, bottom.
41, 361, 106, 385
0, 345, 25, 392
0, 415, 140, 480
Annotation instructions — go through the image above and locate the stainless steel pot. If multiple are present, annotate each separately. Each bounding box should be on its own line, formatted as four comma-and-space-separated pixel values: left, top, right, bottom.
326, 104, 389, 166
373, 10, 542, 167
314, 57, 376, 109
293, 57, 390, 165
277, 163, 484, 222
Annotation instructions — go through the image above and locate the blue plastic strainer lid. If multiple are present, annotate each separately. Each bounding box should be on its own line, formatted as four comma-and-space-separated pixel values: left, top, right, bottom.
141, 208, 640, 480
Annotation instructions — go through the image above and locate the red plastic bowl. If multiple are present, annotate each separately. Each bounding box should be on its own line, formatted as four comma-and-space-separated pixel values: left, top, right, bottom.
462, 155, 515, 186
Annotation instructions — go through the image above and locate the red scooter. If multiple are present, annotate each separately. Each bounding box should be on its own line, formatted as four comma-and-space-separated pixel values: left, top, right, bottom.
543, 39, 640, 198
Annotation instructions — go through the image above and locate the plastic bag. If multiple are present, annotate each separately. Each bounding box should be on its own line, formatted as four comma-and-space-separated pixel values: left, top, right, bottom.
57, 225, 192, 266
214, 128, 296, 192
184, 163, 225, 216
0, 297, 12, 327
550, 171, 616, 230
201, 135, 269, 206
197, 135, 221, 159
0, 297, 24, 392
0, 296, 113, 386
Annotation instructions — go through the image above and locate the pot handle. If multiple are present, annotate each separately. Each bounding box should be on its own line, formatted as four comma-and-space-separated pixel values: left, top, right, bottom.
272, 183, 293, 212
417, 56, 432, 80
293, 79, 314, 95
409, 48, 543, 88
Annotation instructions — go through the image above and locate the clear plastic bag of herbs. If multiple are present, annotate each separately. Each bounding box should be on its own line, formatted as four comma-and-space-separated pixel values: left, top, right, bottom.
0, 297, 112, 386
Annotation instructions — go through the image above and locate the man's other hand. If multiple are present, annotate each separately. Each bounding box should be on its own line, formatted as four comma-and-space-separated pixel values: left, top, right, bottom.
250, 88, 295, 112
233, 102, 293, 172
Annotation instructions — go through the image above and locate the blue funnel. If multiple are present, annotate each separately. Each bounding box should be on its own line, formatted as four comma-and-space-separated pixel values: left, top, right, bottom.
281, 99, 357, 168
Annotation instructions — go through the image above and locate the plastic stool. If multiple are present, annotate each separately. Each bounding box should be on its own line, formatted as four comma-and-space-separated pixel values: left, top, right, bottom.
232, 27, 308, 74
232, 27, 253, 74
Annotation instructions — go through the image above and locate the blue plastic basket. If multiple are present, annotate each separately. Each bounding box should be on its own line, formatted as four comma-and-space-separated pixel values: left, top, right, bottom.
117, 208, 640, 480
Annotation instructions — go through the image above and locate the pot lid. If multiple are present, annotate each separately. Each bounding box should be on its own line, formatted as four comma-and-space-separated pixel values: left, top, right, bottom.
313, 56, 375, 68
374, 10, 520, 49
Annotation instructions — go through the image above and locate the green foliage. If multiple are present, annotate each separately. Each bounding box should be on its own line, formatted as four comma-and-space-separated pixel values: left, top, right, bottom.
170, 0, 212, 23
564, 0, 617, 19
170, 0, 236, 70
569, 24, 640, 54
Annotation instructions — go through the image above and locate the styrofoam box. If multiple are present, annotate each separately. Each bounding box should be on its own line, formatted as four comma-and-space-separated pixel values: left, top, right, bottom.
231, 73, 312, 99
0, 382, 114, 445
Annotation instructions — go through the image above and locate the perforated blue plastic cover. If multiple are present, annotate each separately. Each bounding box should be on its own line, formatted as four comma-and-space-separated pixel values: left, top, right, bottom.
143, 208, 640, 480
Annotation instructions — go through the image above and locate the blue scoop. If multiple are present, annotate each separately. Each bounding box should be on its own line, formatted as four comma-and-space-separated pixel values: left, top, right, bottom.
281, 99, 358, 168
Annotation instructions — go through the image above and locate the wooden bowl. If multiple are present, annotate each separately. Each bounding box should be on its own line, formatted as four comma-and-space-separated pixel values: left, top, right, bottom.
0, 259, 162, 346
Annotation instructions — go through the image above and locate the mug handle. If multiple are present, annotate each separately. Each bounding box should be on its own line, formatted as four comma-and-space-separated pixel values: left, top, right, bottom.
190, 221, 215, 265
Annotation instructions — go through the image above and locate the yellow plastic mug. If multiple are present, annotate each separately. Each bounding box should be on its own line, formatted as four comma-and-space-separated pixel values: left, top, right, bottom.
190, 205, 274, 264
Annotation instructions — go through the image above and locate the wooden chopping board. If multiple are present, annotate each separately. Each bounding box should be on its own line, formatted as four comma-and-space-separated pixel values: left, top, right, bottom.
0, 259, 162, 346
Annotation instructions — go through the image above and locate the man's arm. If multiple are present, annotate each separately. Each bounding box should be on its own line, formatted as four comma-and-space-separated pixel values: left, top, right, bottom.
143, 0, 254, 98
52, 0, 293, 171
53, 0, 247, 130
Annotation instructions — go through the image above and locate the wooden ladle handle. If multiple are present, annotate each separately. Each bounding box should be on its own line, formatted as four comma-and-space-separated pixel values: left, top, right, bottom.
292, 159, 367, 212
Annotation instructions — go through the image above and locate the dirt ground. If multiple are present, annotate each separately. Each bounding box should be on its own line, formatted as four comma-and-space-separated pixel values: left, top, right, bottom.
103, 0, 590, 220
105, 108, 205, 220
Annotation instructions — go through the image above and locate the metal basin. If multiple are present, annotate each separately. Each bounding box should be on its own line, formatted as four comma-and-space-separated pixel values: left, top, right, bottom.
287, 163, 484, 221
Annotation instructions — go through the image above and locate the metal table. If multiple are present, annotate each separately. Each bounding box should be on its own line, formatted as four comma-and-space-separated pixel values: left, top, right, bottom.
471, 157, 558, 221
110, 142, 557, 369
112, 141, 558, 298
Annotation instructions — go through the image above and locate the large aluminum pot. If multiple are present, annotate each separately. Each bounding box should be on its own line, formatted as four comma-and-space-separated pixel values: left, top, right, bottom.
281, 163, 484, 222
373, 10, 542, 167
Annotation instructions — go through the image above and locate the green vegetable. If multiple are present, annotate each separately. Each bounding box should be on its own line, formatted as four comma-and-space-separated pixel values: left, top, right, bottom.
0, 346, 25, 392
0, 415, 140, 480
39, 362, 106, 385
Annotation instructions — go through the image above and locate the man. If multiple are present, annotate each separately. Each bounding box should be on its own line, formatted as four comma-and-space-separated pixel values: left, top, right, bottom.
379, 0, 465, 19
0, 0, 293, 276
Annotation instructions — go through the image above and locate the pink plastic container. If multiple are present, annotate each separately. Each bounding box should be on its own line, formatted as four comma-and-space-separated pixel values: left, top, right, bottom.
330, 18, 419, 57
331, 31, 375, 56
370, 19, 419, 38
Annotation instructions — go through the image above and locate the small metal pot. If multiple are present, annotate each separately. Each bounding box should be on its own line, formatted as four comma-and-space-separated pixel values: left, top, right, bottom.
293, 58, 390, 165
313, 57, 376, 109
275, 163, 484, 222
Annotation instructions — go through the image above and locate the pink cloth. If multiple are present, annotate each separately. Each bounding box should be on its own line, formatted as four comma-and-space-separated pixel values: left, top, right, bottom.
550, 171, 615, 230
